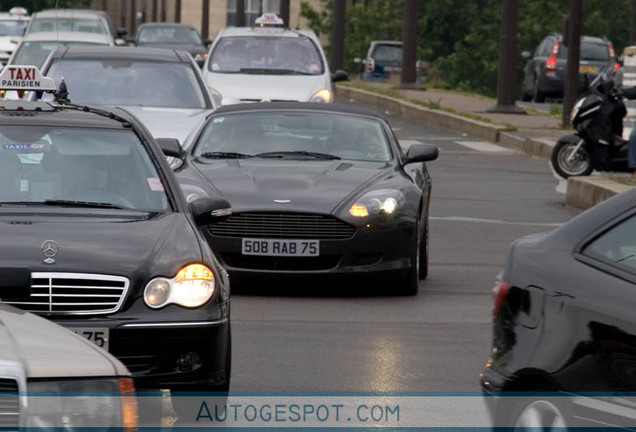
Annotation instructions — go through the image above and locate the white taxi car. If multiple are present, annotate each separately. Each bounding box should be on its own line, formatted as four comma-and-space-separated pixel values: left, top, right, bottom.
202, 13, 347, 104
0, 7, 30, 66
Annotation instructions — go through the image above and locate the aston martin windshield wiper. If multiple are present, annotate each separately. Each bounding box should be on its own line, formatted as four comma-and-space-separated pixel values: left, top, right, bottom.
199, 152, 255, 159
255, 151, 341, 160
43, 199, 128, 210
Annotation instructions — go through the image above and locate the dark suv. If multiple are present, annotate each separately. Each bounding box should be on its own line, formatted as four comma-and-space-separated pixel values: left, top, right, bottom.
521, 33, 617, 102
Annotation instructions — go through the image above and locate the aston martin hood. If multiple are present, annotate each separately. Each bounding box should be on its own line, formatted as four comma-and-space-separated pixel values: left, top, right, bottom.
191, 159, 388, 213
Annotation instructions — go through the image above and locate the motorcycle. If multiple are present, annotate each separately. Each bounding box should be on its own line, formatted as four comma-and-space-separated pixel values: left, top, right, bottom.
551, 65, 630, 178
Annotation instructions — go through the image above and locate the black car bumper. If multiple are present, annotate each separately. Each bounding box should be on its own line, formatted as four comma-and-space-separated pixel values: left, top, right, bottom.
206, 225, 415, 280
55, 314, 231, 391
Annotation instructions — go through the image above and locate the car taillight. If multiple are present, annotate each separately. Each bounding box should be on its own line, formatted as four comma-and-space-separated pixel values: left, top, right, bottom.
492, 280, 509, 318
609, 43, 616, 61
545, 41, 559, 72
366, 57, 374, 72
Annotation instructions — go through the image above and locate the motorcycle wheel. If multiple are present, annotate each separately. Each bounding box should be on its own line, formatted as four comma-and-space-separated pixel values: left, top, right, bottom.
551, 137, 593, 178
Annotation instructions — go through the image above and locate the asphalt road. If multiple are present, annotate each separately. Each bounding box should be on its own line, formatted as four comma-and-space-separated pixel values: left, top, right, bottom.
226, 112, 581, 397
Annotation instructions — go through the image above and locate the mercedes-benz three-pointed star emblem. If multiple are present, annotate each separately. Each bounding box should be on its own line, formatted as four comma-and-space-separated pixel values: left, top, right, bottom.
41, 240, 58, 264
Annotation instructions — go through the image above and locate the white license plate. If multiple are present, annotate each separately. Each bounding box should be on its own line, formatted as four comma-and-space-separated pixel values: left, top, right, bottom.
242, 238, 319, 256
72, 327, 109, 350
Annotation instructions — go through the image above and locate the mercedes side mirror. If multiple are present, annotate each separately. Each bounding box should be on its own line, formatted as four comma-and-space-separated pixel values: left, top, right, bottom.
331, 69, 348, 83
189, 197, 232, 225
404, 144, 439, 164
157, 138, 184, 158
0, 267, 32, 301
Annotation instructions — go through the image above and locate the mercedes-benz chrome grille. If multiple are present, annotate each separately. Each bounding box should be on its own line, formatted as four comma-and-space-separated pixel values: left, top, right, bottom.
209, 212, 355, 240
5, 273, 129, 315
0, 378, 19, 429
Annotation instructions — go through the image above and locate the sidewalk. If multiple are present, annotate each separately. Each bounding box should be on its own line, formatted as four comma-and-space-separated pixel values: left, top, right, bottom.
336, 80, 631, 210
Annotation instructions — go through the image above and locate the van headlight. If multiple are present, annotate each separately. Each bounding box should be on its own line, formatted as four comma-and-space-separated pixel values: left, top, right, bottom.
27, 378, 137, 429
144, 264, 215, 309
310, 89, 332, 103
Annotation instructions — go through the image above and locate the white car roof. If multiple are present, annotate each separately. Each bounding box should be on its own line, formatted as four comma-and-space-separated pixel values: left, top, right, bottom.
215, 26, 319, 42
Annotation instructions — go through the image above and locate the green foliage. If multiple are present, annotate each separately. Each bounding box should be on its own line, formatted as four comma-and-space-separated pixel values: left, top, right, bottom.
302, 0, 636, 96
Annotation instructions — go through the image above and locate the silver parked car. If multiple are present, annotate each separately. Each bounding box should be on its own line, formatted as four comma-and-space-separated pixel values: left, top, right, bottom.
38, 46, 219, 149
202, 13, 347, 104
0, 269, 137, 429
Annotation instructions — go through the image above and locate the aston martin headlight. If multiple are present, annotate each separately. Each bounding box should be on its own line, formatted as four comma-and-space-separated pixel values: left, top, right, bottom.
144, 264, 215, 309
26, 378, 137, 429
348, 189, 405, 218
310, 89, 332, 103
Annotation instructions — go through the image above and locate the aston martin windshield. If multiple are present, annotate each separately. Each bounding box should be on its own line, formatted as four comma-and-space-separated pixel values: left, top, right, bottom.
45, 59, 207, 108
0, 126, 169, 211
193, 112, 392, 162
209, 36, 324, 75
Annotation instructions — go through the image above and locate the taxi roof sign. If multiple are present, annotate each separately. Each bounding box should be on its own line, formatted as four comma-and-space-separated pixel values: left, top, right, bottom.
254, 13, 284, 27
0, 66, 56, 92
9, 7, 28, 16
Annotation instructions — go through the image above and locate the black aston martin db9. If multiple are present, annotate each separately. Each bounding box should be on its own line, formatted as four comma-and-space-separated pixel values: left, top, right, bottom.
174, 102, 438, 295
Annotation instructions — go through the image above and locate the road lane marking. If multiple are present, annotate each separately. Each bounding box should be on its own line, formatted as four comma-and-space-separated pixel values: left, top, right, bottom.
430, 216, 562, 227
455, 140, 514, 153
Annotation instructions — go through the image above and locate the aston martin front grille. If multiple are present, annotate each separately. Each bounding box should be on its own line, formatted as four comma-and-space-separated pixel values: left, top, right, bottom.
0, 378, 19, 429
5, 273, 129, 315
209, 212, 355, 240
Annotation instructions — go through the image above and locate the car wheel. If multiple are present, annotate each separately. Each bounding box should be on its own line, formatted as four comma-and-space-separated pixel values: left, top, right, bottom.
400, 216, 421, 296
511, 399, 569, 431
419, 217, 429, 280
532, 75, 546, 103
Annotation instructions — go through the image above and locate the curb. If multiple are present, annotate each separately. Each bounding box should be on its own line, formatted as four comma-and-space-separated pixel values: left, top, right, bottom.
565, 177, 632, 210
336, 86, 502, 143
337, 85, 631, 211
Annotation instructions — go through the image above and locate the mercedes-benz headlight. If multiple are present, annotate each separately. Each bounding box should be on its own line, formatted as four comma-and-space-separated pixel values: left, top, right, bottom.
310, 89, 332, 103
27, 378, 137, 429
144, 264, 215, 309
348, 189, 405, 218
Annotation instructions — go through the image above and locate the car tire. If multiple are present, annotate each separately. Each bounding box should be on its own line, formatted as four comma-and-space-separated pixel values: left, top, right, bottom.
551, 136, 593, 178
419, 217, 429, 280
400, 215, 422, 296
500, 397, 571, 431
532, 75, 546, 103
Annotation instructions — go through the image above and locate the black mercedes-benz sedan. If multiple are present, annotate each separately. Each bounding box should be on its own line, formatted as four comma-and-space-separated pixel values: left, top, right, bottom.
174, 102, 438, 295
0, 92, 231, 394
482, 186, 636, 429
